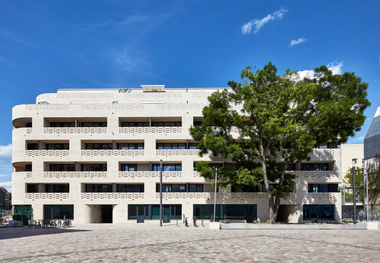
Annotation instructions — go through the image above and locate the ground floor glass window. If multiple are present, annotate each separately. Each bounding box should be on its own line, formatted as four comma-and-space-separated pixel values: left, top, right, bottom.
303, 205, 334, 220
128, 204, 182, 220
44, 205, 74, 220
193, 204, 257, 223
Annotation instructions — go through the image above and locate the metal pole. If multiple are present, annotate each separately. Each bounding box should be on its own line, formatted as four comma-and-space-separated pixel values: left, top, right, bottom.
213, 168, 217, 223
160, 159, 163, 227
352, 158, 357, 224
365, 162, 369, 221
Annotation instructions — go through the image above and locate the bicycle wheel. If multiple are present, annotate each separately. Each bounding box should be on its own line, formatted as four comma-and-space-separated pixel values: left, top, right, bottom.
57, 220, 62, 228
68, 220, 72, 227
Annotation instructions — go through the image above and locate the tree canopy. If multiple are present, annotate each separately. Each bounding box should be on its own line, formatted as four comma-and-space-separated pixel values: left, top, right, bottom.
190, 62, 370, 223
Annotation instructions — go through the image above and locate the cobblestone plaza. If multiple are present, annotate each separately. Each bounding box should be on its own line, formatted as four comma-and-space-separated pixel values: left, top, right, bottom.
1, 224, 379, 262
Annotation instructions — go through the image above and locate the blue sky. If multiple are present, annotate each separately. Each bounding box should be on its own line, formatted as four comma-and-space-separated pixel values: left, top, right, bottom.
1, 1, 379, 191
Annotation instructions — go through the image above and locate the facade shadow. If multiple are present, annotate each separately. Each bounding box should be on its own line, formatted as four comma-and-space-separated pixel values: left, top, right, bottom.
0, 227, 90, 240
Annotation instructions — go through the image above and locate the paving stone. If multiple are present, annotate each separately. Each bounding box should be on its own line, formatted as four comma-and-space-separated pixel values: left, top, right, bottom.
1, 224, 379, 262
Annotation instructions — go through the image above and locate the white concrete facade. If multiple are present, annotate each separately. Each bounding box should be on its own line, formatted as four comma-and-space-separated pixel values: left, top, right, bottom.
12, 87, 344, 224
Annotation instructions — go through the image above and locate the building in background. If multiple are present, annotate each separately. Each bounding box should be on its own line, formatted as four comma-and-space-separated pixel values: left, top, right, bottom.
0, 187, 10, 210
12, 87, 346, 224
363, 106, 380, 218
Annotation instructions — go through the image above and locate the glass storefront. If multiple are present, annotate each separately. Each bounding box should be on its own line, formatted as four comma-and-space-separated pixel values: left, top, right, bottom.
193, 204, 257, 222
44, 205, 74, 220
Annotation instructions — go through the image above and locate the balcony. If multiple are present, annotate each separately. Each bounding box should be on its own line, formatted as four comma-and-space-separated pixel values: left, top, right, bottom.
289, 170, 340, 183
26, 150, 69, 158
44, 171, 107, 179
156, 149, 200, 156
25, 193, 69, 200
81, 150, 144, 157
307, 148, 338, 161
44, 127, 107, 134
119, 171, 182, 178
119, 126, 182, 134
81, 192, 144, 200
281, 192, 340, 205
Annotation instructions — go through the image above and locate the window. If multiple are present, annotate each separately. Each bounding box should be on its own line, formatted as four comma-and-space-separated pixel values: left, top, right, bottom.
45, 184, 69, 193
188, 184, 203, 192
121, 122, 149, 127
303, 205, 334, 220
80, 122, 107, 127
26, 184, 39, 193
300, 163, 329, 171
85, 143, 112, 150
128, 204, 182, 220
27, 143, 39, 150
120, 164, 137, 171
156, 143, 197, 149
25, 164, 32, 172
50, 164, 75, 171
81, 164, 107, 171
118, 143, 144, 150
231, 185, 260, 192
193, 204, 257, 222
153, 164, 182, 171
85, 184, 112, 192
50, 122, 75, 127
156, 184, 187, 192
151, 122, 181, 127
46, 143, 69, 150
308, 184, 339, 193
44, 205, 74, 220
117, 184, 144, 192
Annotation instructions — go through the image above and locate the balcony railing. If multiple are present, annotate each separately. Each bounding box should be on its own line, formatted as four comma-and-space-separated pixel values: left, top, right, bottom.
156, 149, 200, 156
119, 171, 182, 178
26, 193, 69, 200
44, 127, 107, 134
26, 150, 69, 157
44, 172, 107, 179
81, 150, 144, 157
81, 192, 144, 200
307, 148, 337, 161
119, 127, 182, 134
281, 192, 340, 204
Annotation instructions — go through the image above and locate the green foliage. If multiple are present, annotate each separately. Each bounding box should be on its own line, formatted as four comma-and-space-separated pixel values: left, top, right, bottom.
343, 166, 365, 200
119, 88, 131, 93
190, 62, 370, 223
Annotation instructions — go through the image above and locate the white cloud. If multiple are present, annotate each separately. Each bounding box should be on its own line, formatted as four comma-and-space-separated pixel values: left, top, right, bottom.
327, 61, 344, 75
0, 144, 12, 163
354, 136, 364, 141
0, 174, 7, 177
289, 38, 306, 47
296, 69, 314, 80
294, 61, 344, 81
242, 8, 288, 35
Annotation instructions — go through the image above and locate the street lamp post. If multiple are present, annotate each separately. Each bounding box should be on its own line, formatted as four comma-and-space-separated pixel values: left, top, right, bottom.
352, 158, 357, 224
160, 159, 163, 227
363, 160, 369, 221
213, 167, 218, 223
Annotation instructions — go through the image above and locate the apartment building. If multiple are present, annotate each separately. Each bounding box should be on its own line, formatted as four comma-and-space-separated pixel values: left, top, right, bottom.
12, 86, 344, 224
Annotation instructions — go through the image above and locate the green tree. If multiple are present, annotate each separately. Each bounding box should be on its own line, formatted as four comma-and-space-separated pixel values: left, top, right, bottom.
343, 166, 364, 202
190, 62, 370, 223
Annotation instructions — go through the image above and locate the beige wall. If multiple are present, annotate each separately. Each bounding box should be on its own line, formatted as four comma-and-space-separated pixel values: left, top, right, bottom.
12, 88, 344, 224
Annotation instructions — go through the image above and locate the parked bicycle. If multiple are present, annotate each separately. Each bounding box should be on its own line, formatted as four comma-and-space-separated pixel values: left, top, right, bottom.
192, 217, 198, 227
184, 217, 189, 227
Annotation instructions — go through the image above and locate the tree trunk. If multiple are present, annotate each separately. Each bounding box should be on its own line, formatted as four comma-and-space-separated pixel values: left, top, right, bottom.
268, 195, 281, 223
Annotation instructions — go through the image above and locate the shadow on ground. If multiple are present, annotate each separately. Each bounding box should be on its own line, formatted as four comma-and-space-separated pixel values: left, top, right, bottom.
0, 227, 90, 240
